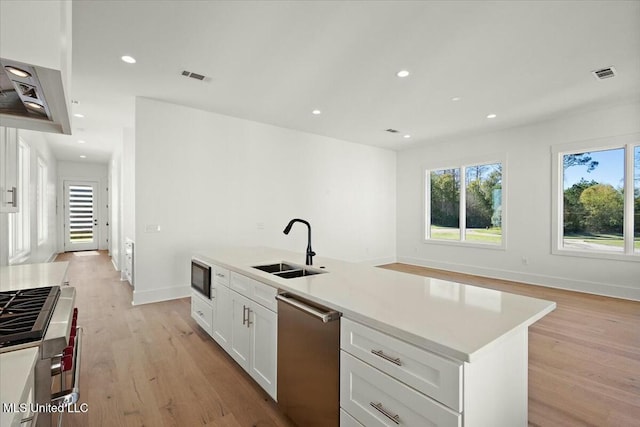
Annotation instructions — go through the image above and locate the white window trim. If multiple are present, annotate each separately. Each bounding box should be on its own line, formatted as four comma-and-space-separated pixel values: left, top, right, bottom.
423, 155, 507, 250
8, 138, 31, 264
551, 133, 639, 262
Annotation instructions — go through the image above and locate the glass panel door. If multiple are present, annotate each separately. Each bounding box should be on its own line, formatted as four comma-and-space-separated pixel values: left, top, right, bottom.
64, 181, 98, 251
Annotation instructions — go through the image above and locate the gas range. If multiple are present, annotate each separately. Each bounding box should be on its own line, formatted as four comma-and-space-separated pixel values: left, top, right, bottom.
0, 285, 81, 427
0, 286, 61, 351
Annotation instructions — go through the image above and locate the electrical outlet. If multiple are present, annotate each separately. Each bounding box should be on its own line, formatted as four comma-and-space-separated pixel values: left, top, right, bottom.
521, 256, 528, 265
257, 222, 265, 230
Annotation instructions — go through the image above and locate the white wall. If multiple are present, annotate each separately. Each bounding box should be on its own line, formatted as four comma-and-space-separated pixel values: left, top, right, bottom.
133, 97, 396, 305
122, 127, 135, 244
0, 130, 59, 265
122, 127, 135, 283
108, 135, 122, 270
397, 100, 640, 300
57, 161, 108, 252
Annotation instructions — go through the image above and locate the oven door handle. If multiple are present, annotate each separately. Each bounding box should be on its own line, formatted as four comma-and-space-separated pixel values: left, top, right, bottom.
51, 326, 83, 407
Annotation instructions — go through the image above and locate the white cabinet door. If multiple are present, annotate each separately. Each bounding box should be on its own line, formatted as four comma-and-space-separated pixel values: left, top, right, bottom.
249, 301, 277, 400
229, 290, 251, 371
211, 283, 232, 352
0, 127, 19, 213
191, 291, 213, 335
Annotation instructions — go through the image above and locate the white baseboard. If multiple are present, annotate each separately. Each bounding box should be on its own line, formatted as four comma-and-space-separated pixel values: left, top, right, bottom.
111, 258, 120, 272
46, 252, 60, 263
132, 285, 190, 306
397, 255, 640, 302
360, 256, 397, 266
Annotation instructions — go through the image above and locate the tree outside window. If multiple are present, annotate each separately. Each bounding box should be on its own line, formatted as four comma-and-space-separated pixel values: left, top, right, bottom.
426, 162, 502, 246
635, 146, 639, 253
560, 145, 638, 256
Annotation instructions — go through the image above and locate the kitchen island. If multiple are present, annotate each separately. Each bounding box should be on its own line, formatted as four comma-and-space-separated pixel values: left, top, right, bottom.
0, 261, 69, 291
194, 247, 556, 426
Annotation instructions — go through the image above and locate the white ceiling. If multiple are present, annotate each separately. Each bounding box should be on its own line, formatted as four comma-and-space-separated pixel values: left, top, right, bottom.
45, 0, 640, 163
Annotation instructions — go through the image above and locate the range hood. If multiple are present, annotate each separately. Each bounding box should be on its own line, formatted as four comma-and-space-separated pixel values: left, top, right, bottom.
0, 0, 72, 135
0, 57, 71, 135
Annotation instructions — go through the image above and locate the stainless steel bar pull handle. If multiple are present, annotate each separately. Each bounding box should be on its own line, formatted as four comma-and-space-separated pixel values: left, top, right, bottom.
242, 305, 247, 325
246, 308, 252, 328
7, 186, 17, 207
371, 349, 402, 366
276, 294, 340, 323
370, 402, 400, 425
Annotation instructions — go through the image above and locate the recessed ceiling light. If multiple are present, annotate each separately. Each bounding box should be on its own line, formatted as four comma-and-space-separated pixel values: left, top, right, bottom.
4, 65, 31, 78
396, 70, 410, 78
74, 113, 84, 118
121, 55, 136, 64
79, 155, 87, 159
487, 113, 497, 119
312, 109, 322, 115
403, 134, 411, 139
24, 101, 43, 110
78, 140, 86, 144
451, 97, 461, 102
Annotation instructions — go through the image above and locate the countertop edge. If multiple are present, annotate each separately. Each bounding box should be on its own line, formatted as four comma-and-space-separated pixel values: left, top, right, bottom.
194, 249, 557, 363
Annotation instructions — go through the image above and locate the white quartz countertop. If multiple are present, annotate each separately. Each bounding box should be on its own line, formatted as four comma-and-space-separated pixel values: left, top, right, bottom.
0, 347, 38, 427
195, 247, 556, 362
0, 261, 69, 291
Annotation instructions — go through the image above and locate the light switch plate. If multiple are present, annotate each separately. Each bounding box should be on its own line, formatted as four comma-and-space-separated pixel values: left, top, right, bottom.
145, 224, 161, 233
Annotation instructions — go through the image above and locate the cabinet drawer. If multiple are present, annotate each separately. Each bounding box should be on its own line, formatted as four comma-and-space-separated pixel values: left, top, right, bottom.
230, 272, 277, 312
341, 352, 461, 427
252, 279, 277, 312
230, 272, 252, 297
191, 291, 213, 335
213, 265, 230, 286
341, 408, 364, 427
341, 318, 462, 412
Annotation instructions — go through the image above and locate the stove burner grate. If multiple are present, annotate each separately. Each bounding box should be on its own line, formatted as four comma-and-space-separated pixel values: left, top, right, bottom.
0, 286, 60, 347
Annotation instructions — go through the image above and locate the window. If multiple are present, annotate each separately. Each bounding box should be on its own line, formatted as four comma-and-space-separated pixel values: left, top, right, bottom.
553, 136, 639, 259
37, 157, 47, 245
426, 161, 503, 246
635, 145, 639, 253
8, 140, 30, 262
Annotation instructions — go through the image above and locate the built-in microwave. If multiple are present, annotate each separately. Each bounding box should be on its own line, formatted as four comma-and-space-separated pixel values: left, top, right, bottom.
191, 258, 211, 299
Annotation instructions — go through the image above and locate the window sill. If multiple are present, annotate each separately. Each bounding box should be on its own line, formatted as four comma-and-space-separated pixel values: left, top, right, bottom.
423, 239, 506, 251
552, 247, 639, 263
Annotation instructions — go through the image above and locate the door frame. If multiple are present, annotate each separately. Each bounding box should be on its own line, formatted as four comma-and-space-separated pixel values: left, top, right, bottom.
63, 180, 99, 252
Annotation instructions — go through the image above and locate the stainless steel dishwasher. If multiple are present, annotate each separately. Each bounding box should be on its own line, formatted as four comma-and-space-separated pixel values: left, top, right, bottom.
276, 292, 341, 427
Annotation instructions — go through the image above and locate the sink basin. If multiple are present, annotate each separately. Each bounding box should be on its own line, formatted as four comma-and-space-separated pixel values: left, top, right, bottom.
253, 262, 298, 273
252, 262, 327, 279
273, 269, 323, 279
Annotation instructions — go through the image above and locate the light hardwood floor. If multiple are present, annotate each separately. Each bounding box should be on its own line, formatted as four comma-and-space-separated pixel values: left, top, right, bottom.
380, 264, 640, 427
56, 251, 639, 426
56, 251, 294, 427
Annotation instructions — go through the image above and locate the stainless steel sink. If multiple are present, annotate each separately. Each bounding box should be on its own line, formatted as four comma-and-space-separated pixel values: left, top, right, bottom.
253, 263, 298, 273
252, 262, 327, 279
273, 269, 323, 279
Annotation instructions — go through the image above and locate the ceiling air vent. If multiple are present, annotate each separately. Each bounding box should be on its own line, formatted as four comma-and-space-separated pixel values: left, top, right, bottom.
592, 67, 616, 80
385, 128, 399, 133
181, 70, 207, 81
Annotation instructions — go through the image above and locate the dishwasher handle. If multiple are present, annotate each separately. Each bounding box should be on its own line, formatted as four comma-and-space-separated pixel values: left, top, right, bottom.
276, 293, 341, 323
